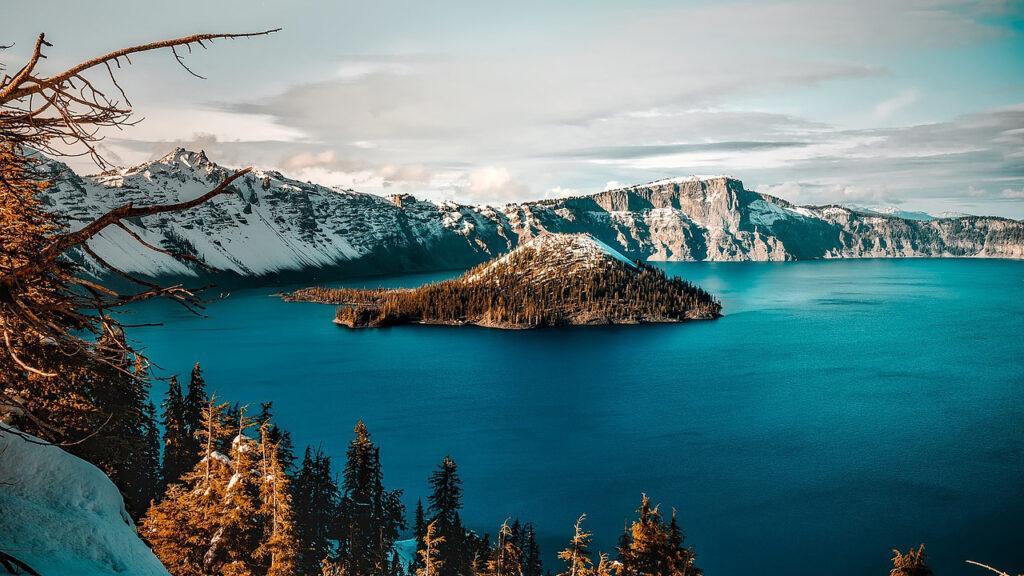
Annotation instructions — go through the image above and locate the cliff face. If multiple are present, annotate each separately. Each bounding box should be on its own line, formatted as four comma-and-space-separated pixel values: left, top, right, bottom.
41, 149, 1024, 282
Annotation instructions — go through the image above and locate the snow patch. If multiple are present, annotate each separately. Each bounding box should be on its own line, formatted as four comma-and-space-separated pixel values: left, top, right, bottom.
0, 425, 170, 576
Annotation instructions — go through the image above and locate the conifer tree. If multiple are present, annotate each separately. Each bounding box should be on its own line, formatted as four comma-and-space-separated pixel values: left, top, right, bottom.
211, 407, 263, 572
557, 515, 594, 576
143, 399, 233, 576
417, 521, 445, 576
257, 401, 297, 475
427, 456, 465, 576
523, 523, 543, 576
335, 421, 406, 575
294, 446, 339, 575
485, 520, 523, 576
413, 499, 428, 571
161, 375, 191, 487
137, 399, 163, 507
617, 496, 700, 576
890, 545, 932, 576
184, 363, 207, 425
257, 423, 300, 576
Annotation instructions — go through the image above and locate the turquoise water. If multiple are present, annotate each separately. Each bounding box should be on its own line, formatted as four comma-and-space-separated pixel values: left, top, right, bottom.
124, 259, 1024, 576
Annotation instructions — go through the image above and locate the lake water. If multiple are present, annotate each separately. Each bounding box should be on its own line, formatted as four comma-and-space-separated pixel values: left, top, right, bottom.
124, 259, 1024, 576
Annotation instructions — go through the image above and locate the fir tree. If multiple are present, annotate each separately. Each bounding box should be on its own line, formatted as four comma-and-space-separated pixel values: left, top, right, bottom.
257, 422, 300, 576
890, 545, 933, 576
211, 407, 263, 573
183, 362, 208, 439
485, 520, 523, 576
557, 515, 594, 576
427, 456, 465, 576
617, 495, 700, 576
256, 401, 297, 475
138, 399, 163, 507
335, 421, 406, 575
161, 375, 191, 487
294, 446, 339, 575
417, 521, 445, 576
143, 399, 233, 576
523, 523, 543, 576
413, 499, 427, 571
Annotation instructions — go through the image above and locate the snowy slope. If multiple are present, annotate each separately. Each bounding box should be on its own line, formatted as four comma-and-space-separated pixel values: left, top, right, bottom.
0, 426, 169, 576
40, 149, 1024, 281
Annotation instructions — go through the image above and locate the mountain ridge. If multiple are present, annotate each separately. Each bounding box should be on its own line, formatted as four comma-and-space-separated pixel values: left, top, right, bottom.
40, 148, 1024, 284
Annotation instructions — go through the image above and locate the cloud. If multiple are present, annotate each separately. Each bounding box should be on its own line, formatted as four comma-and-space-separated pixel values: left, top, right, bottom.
874, 89, 920, 119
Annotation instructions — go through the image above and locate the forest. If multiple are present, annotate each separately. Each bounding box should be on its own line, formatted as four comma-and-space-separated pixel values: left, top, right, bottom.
286, 237, 722, 329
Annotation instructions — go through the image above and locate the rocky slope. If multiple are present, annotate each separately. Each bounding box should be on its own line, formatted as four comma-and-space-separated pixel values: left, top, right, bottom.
286, 233, 722, 328
41, 149, 1024, 283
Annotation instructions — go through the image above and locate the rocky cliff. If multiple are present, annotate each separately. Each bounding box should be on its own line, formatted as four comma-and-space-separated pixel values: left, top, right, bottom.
41, 149, 1024, 283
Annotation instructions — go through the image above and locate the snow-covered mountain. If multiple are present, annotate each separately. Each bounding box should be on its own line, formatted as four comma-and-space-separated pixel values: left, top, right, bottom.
41, 148, 1024, 283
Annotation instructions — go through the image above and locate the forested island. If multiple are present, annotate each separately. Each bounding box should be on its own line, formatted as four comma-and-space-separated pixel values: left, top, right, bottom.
284, 233, 722, 329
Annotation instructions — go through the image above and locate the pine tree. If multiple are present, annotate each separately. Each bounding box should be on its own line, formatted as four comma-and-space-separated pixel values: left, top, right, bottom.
211, 407, 263, 573
485, 520, 523, 576
335, 421, 406, 575
427, 456, 465, 576
294, 446, 339, 575
890, 545, 933, 576
523, 523, 543, 576
161, 375, 191, 487
618, 495, 700, 576
257, 423, 300, 576
557, 515, 594, 576
138, 399, 163, 507
413, 499, 427, 571
143, 399, 233, 576
417, 521, 445, 576
257, 401, 296, 475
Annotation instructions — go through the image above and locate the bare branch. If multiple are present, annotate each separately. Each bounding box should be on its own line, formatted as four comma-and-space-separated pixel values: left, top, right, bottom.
1, 29, 280, 104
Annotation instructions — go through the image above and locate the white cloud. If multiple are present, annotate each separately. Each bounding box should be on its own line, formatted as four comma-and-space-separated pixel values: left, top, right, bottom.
874, 89, 920, 119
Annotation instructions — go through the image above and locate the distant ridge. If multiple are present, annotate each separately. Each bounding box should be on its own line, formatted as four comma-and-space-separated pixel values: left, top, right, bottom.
39, 148, 1024, 285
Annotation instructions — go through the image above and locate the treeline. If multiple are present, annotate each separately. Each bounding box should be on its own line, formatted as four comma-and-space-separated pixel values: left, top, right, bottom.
61, 359, 703, 576
289, 255, 721, 329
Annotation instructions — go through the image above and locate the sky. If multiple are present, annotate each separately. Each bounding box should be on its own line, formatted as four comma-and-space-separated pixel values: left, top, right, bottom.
4, 0, 1024, 217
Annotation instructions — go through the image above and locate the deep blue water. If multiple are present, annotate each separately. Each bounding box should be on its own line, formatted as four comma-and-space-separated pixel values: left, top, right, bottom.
123, 259, 1024, 576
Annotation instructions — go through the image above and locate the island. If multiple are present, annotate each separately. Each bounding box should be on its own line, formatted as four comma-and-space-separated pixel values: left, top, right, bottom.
283, 233, 722, 329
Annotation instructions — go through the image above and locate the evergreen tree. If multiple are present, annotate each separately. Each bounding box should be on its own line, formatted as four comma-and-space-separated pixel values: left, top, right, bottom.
183, 362, 208, 438
138, 399, 163, 507
294, 446, 340, 575
617, 495, 700, 576
413, 499, 427, 571
212, 407, 264, 573
143, 399, 233, 576
256, 401, 297, 475
417, 521, 445, 576
890, 545, 933, 576
485, 520, 523, 576
257, 422, 300, 576
427, 456, 465, 576
523, 523, 543, 576
557, 515, 594, 576
335, 421, 406, 575
160, 375, 191, 487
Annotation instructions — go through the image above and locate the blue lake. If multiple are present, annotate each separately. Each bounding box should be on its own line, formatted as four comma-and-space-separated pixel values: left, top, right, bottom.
124, 259, 1024, 576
